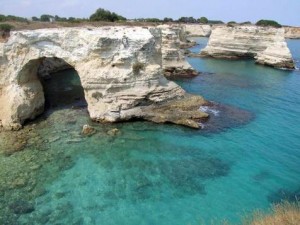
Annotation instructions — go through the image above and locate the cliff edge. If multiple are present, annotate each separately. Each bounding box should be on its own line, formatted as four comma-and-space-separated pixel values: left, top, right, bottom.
0, 27, 208, 130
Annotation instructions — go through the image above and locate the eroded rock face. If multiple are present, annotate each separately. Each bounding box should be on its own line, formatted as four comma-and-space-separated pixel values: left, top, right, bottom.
185, 24, 212, 37
200, 25, 295, 69
284, 26, 300, 39
0, 27, 207, 130
158, 25, 199, 78
38, 57, 72, 79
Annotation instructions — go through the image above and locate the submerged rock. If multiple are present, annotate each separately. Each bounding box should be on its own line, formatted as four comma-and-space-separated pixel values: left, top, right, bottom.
138, 94, 209, 129
9, 200, 34, 214
107, 128, 120, 136
81, 124, 96, 136
200, 25, 295, 69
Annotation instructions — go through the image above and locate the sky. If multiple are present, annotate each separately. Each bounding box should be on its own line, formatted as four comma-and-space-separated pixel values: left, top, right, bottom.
1, 0, 299, 26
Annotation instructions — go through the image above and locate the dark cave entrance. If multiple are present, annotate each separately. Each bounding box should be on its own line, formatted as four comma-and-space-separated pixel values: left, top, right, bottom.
37, 57, 87, 112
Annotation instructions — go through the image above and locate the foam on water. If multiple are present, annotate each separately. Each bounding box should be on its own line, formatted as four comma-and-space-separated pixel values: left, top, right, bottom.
199, 105, 220, 116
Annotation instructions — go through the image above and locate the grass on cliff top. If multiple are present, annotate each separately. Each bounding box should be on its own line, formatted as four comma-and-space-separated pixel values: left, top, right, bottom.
0, 20, 161, 31
243, 201, 300, 225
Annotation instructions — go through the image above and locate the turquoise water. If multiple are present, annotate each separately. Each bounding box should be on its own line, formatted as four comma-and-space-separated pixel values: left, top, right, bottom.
1, 38, 300, 225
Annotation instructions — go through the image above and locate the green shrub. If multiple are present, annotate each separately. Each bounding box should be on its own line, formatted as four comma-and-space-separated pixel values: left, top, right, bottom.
132, 62, 144, 74
208, 20, 224, 24
90, 8, 126, 22
163, 17, 173, 22
0, 24, 14, 32
178, 17, 197, 23
240, 21, 252, 25
144, 18, 161, 22
40, 14, 54, 22
256, 19, 282, 28
198, 17, 208, 24
0, 14, 27, 22
0, 14, 6, 22
32, 16, 40, 21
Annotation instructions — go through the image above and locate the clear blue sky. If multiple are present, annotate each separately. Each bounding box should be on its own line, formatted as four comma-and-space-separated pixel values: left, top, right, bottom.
1, 0, 299, 26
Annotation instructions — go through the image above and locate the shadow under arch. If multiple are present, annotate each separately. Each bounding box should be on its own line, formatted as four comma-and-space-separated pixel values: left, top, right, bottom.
17, 57, 87, 124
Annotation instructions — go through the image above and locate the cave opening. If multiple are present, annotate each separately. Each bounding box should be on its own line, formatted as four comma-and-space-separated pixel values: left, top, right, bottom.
37, 57, 87, 112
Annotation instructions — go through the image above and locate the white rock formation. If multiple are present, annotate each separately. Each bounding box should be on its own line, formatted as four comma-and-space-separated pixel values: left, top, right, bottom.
185, 24, 212, 37
158, 25, 198, 77
0, 27, 208, 130
284, 26, 300, 39
200, 25, 295, 69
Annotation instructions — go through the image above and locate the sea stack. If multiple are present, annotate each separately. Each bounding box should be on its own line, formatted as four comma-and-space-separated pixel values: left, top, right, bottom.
159, 25, 199, 77
200, 25, 295, 69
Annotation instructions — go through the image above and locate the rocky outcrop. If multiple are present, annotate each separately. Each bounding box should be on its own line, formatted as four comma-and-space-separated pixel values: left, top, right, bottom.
200, 25, 295, 69
0, 27, 208, 130
159, 25, 199, 77
185, 24, 212, 37
284, 26, 300, 39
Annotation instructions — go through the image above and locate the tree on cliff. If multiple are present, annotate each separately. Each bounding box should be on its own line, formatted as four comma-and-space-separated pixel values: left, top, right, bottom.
198, 17, 208, 24
163, 17, 173, 22
178, 17, 197, 23
0, 14, 27, 22
32, 16, 40, 21
40, 14, 54, 22
90, 8, 126, 22
0, 24, 14, 39
256, 20, 282, 28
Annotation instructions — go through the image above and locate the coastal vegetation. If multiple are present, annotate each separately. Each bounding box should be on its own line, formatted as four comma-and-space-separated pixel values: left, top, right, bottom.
0, 11, 226, 27
0, 23, 14, 39
0, 23, 14, 32
0, 14, 28, 22
243, 201, 300, 225
90, 8, 126, 22
0, 11, 284, 29
256, 19, 282, 28
198, 17, 209, 24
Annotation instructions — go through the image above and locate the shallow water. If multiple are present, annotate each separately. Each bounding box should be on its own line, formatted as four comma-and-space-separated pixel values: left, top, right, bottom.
1, 38, 300, 225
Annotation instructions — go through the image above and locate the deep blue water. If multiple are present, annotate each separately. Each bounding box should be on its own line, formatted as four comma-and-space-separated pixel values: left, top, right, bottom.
2, 38, 300, 225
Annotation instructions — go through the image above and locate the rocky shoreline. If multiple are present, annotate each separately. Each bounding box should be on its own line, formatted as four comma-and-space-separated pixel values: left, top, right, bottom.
0, 26, 205, 131
0, 24, 297, 131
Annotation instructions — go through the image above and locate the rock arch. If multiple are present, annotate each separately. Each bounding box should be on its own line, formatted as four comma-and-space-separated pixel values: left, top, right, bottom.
0, 27, 189, 130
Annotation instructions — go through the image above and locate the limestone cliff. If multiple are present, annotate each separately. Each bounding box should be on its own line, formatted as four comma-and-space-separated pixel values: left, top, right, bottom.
284, 26, 300, 39
185, 24, 212, 37
200, 25, 295, 69
0, 27, 208, 130
158, 25, 198, 77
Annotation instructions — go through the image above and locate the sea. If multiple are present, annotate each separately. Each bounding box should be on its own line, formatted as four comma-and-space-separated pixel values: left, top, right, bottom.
0, 37, 299, 225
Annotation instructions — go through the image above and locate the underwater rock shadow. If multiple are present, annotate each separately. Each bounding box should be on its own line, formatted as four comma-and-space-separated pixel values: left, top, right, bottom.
198, 101, 255, 134
268, 187, 300, 204
98, 152, 231, 203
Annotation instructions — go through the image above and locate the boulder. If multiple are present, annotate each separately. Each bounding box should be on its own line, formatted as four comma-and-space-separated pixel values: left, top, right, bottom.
81, 124, 96, 136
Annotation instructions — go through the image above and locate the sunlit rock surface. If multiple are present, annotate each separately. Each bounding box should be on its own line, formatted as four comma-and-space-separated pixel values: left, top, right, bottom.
200, 25, 295, 69
184, 24, 212, 37
158, 25, 199, 78
284, 26, 300, 39
0, 27, 208, 130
